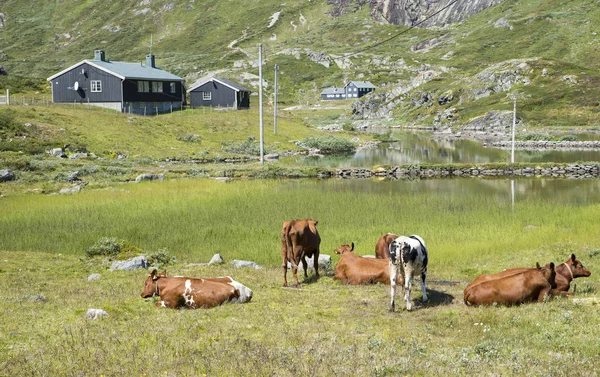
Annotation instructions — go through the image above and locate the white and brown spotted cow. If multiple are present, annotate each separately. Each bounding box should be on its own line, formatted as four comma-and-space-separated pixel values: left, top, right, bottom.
140, 270, 252, 309
388, 235, 428, 311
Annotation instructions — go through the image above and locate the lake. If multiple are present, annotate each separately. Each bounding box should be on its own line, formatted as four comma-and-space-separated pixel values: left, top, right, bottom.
300, 132, 600, 168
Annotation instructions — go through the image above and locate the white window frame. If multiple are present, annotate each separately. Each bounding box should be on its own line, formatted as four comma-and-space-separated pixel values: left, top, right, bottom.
152, 82, 163, 93
202, 91, 212, 101
90, 80, 102, 92
138, 81, 149, 93
170, 82, 176, 94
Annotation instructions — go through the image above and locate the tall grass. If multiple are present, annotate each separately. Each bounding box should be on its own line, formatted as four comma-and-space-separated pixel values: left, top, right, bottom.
1, 179, 599, 277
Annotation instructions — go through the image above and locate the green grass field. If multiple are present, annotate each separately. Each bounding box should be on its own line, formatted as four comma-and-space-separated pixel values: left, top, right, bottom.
1, 179, 599, 376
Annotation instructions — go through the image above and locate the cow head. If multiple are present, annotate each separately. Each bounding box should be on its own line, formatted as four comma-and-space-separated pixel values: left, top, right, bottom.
140, 269, 166, 298
538, 262, 556, 285
388, 238, 411, 265
566, 254, 591, 278
334, 243, 354, 255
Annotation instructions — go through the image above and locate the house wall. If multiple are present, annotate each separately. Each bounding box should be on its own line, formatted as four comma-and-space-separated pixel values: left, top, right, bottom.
50, 63, 122, 103
189, 81, 236, 108
122, 79, 184, 103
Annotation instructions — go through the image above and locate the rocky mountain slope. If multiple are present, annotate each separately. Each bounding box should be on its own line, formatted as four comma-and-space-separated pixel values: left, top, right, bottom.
0, 0, 598, 132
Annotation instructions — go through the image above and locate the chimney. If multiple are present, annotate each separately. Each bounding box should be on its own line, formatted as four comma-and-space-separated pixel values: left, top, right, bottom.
145, 54, 155, 68
94, 50, 106, 62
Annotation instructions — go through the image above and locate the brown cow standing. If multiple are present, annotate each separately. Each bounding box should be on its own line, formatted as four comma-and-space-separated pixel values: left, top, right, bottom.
464, 263, 556, 306
333, 243, 390, 285
280, 218, 321, 287
140, 270, 251, 309
374, 233, 398, 259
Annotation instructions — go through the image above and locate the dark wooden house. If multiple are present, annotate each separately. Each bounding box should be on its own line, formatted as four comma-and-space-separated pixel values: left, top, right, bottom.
47, 50, 185, 115
344, 81, 376, 99
187, 76, 251, 109
320, 81, 376, 101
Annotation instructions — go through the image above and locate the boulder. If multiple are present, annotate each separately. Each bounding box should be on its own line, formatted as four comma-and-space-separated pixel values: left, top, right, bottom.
135, 173, 165, 183
87, 273, 101, 281
287, 254, 332, 272
110, 256, 148, 271
208, 254, 224, 265
59, 185, 81, 195
49, 148, 67, 158
0, 169, 15, 182
85, 308, 108, 320
230, 260, 262, 269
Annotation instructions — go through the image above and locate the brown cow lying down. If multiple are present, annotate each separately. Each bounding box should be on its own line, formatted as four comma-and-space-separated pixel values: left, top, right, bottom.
464, 263, 556, 306
374, 233, 398, 259
140, 269, 253, 309
464, 254, 591, 297
333, 243, 390, 285
553, 254, 591, 295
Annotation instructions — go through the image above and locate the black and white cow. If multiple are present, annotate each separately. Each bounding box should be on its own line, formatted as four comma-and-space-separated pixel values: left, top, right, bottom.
388, 235, 428, 311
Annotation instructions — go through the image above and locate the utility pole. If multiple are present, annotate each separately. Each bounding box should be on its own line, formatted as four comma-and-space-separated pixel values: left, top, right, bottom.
259, 44, 264, 164
511, 95, 516, 164
274, 64, 278, 134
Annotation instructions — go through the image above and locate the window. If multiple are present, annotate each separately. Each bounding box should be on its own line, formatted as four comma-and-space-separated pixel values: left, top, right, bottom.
170, 82, 176, 93
202, 91, 212, 101
138, 81, 149, 92
152, 82, 163, 93
91, 80, 102, 92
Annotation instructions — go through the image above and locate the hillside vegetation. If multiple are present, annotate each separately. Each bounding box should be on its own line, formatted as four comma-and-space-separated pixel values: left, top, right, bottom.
0, 0, 599, 129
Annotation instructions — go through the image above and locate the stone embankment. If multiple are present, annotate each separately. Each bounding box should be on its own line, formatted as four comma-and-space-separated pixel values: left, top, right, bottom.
318, 163, 600, 179
487, 141, 600, 150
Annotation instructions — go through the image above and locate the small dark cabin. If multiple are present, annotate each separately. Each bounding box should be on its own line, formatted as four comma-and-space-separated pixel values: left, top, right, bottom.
47, 50, 185, 115
187, 77, 251, 109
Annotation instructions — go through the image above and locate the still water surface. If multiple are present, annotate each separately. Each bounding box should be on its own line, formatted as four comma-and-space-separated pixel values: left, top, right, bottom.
300, 132, 600, 168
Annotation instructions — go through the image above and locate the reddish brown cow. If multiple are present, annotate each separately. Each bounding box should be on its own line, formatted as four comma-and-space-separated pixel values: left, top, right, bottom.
374, 233, 398, 259
553, 254, 591, 295
464, 263, 556, 306
464, 254, 591, 298
140, 270, 252, 309
333, 243, 390, 285
280, 218, 321, 287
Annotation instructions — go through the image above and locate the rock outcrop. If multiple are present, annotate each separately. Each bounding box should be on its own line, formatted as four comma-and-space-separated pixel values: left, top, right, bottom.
370, 0, 506, 28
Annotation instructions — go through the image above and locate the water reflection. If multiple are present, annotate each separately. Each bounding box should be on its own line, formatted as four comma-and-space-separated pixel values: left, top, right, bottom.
298, 177, 600, 206
299, 132, 600, 168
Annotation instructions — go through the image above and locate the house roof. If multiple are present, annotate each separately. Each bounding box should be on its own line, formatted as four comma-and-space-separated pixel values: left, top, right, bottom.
187, 76, 251, 93
320, 87, 346, 95
47, 58, 184, 82
345, 81, 376, 89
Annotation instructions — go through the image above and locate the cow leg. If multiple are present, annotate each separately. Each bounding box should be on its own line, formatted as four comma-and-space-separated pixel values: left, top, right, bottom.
282, 265, 288, 287
301, 255, 308, 279
389, 264, 397, 312
404, 273, 412, 311
313, 249, 320, 279
421, 270, 428, 302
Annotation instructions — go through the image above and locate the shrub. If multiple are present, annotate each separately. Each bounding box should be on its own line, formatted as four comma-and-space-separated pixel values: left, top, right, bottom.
177, 133, 201, 143
301, 135, 356, 155
558, 134, 577, 142
148, 248, 177, 267
223, 136, 273, 156
85, 237, 123, 257
523, 133, 550, 141
85, 237, 142, 258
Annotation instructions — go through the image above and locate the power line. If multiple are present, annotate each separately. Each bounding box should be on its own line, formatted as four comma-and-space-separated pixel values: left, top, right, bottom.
343, 0, 460, 58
